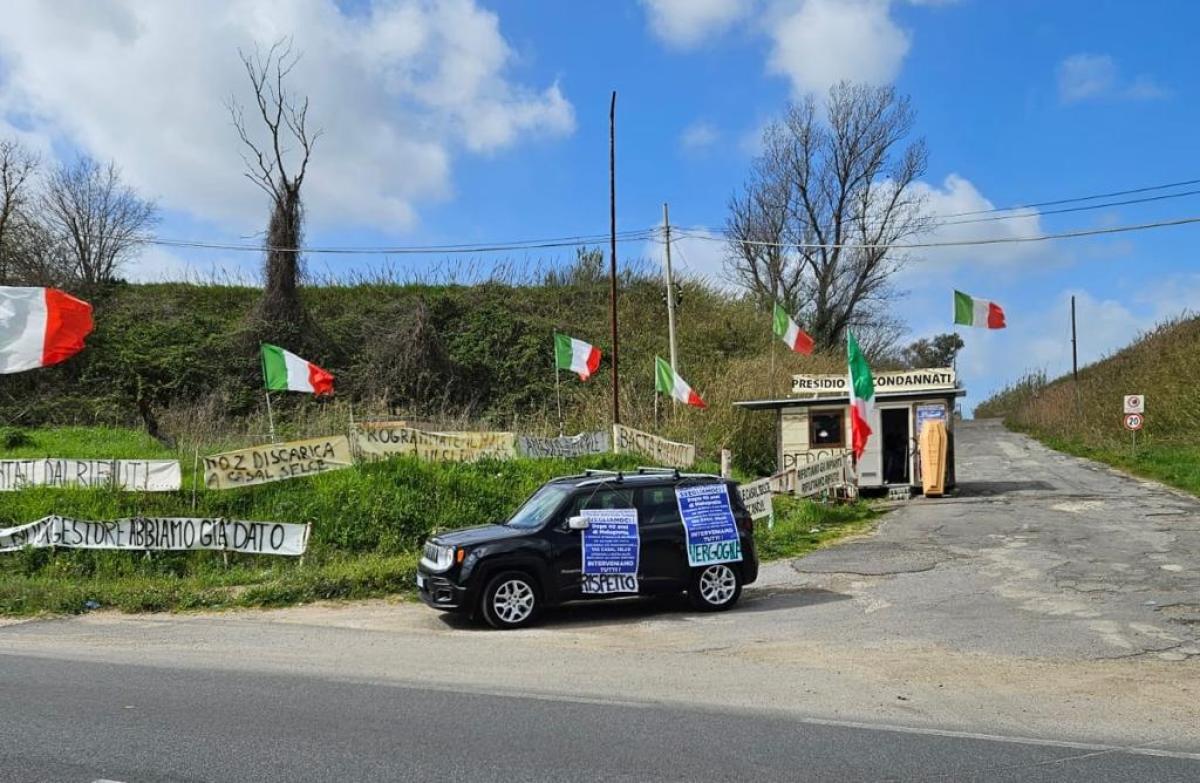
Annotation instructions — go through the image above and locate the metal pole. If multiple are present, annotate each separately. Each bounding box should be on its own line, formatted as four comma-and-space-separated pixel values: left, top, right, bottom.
662, 203, 679, 382
265, 391, 277, 444
555, 343, 564, 437
609, 90, 620, 426
1071, 295, 1078, 382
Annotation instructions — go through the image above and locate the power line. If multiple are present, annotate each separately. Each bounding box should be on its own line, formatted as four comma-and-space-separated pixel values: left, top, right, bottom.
676, 213, 1200, 251
934, 176, 1200, 219
148, 229, 658, 255
930, 187, 1200, 228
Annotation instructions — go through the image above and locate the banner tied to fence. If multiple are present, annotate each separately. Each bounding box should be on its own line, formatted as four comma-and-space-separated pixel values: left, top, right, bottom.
203, 435, 353, 490
612, 424, 696, 469
0, 516, 309, 556
350, 423, 516, 463
0, 459, 181, 492
516, 431, 610, 459
737, 477, 774, 525
795, 453, 847, 497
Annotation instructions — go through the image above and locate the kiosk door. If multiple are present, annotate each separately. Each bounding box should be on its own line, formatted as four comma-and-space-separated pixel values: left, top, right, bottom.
880, 408, 911, 485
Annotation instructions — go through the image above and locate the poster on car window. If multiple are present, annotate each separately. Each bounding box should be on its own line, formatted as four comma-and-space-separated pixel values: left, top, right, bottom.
676, 483, 742, 567
580, 508, 639, 594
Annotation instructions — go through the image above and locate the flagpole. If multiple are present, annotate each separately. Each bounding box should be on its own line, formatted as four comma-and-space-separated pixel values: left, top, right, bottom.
265, 391, 277, 444
555, 340, 564, 437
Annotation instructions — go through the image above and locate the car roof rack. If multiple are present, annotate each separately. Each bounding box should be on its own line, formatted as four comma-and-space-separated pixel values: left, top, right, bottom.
636, 466, 681, 479
583, 469, 624, 482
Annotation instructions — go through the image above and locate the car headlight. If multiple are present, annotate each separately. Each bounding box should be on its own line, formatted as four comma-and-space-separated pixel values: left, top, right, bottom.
420, 542, 457, 572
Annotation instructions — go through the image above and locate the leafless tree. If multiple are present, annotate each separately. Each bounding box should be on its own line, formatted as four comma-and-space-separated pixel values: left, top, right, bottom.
0, 139, 39, 283
228, 39, 321, 334
39, 156, 158, 285
726, 82, 930, 352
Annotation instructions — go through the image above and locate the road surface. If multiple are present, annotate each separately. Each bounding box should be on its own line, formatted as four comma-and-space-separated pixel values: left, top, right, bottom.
2, 420, 1199, 781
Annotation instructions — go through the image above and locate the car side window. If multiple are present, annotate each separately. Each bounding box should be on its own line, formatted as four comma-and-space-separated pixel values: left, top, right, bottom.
636, 486, 681, 527
567, 487, 636, 516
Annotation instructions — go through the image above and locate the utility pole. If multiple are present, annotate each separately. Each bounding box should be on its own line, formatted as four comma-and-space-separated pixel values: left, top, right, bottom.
1071, 295, 1079, 382
662, 202, 679, 382
609, 91, 620, 426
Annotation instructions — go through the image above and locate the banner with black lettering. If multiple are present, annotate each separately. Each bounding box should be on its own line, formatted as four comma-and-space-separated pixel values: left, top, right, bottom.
516, 431, 611, 459
0, 516, 309, 556
0, 459, 181, 492
580, 508, 639, 594
203, 435, 353, 490
611, 424, 695, 469
350, 423, 515, 463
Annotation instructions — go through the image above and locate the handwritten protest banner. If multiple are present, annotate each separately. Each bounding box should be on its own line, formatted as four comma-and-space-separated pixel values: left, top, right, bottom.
612, 424, 696, 469
795, 453, 846, 497
0, 516, 309, 556
516, 431, 610, 459
350, 423, 515, 463
677, 483, 742, 566
580, 508, 639, 594
203, 435, 353, 490
768, 467, 797, 495
737, 477, 774, 527
0, 459, 181, 492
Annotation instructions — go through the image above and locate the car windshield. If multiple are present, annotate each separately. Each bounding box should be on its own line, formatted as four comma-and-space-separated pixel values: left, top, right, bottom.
506, 484, 571, 529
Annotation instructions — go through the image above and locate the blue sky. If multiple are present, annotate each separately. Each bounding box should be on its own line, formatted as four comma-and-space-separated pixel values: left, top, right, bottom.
0, 0, 1197, 410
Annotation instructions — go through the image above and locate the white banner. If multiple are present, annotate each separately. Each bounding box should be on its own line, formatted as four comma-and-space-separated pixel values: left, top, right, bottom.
203, 435, 354, 490
795, 453, 847, 497
0, 516, 309, 556
350, 423, 516, 463
516, 431, 611, 459
0, 459, 181, 492
737, 477, 774, 525
612, 424, 696, 469
792, 367, 955, 396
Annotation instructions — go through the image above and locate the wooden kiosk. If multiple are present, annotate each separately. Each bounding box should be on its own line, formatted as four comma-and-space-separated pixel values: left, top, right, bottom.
734, 368, 966, 492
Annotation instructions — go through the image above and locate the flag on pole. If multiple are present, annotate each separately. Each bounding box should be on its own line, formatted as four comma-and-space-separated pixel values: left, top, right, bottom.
655, 356, 705, 409
0, 286, 93, 374
772, 303, 814, 355
847, 330, 874, 461
953, 290, 1006, 329
261, 344, 334, 396
554, 332, 601, 380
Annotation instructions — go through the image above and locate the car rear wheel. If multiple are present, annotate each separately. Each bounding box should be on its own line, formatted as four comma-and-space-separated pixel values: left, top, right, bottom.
480, 571, 540, 629
688, 563, 742, 611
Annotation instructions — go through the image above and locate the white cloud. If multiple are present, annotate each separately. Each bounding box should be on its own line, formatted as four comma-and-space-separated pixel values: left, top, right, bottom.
766, 0, 910, 97
0, 0, 575, 234
680, 121, 719, 152
1057, 53, 1168, 103
641, 0, 752, 48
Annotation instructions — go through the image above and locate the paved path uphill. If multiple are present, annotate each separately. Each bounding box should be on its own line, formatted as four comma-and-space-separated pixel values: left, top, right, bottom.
2, 419, 1199, 778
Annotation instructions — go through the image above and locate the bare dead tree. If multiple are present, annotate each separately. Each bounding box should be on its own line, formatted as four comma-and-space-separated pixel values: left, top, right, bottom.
0, 139, 39, 283
228, 39, 321, 337
39, 156, 158, 285
726, 82, 930, 352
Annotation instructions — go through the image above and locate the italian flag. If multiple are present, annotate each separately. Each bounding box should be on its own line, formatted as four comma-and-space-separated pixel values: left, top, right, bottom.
554, 332, 601, 380
847, 330, 874, 461
772, 303, 814, 355
261, 344, 334, 396
954, 290, 1006, 329
655, 356, 705, 409
0, 286, 93, 374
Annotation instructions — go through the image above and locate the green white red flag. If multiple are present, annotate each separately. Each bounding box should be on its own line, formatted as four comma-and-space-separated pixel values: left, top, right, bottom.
846, 330, 874, 461
554, 332, 601, 380
772, 303, 814, 355
655, 356, 705, 409
0, 286, 93, 374
261, 344, 334, 396
954, 290, 1006, 329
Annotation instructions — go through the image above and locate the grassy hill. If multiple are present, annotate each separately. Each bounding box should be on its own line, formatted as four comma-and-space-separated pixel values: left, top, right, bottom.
976, 315, 1200, 493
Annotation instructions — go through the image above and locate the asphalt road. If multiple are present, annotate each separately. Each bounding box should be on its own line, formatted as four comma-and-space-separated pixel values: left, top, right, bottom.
4, 654, 1199, 783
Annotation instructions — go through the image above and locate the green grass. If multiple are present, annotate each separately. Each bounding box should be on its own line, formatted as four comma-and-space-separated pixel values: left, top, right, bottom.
755, 495, 876, 561
0, 425, 875, 616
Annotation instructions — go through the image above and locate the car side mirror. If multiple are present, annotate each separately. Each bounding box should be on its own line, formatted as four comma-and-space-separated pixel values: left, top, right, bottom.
567, 515, 589, 531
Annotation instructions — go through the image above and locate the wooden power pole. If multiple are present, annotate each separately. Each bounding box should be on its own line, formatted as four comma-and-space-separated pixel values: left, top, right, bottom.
609, 91, 620, 426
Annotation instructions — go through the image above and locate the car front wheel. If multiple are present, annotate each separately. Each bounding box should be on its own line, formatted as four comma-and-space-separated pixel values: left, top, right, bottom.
480, 571, 540, 629
688, 563, 742, 611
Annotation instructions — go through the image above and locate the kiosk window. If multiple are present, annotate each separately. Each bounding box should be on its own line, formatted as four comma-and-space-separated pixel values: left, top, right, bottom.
809, 411, 844, 447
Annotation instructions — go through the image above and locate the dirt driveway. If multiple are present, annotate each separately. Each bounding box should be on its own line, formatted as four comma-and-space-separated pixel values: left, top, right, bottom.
2, 419, 1198, 752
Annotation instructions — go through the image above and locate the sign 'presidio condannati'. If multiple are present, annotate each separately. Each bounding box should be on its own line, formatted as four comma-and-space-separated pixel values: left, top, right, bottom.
791, 368, 956, 396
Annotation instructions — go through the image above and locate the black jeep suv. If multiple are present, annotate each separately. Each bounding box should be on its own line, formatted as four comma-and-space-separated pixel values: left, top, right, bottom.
416, 469, 758, 629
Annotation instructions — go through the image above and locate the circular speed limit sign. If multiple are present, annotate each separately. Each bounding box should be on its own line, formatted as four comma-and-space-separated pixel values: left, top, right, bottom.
1123, 413, 1144, 431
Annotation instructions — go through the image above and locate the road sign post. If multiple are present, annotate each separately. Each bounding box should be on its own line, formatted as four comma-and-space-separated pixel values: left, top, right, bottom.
1123, 411, 1144, 455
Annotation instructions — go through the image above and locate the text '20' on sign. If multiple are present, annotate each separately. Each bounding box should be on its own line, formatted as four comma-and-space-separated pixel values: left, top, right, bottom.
1123, 413, 1144, 431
